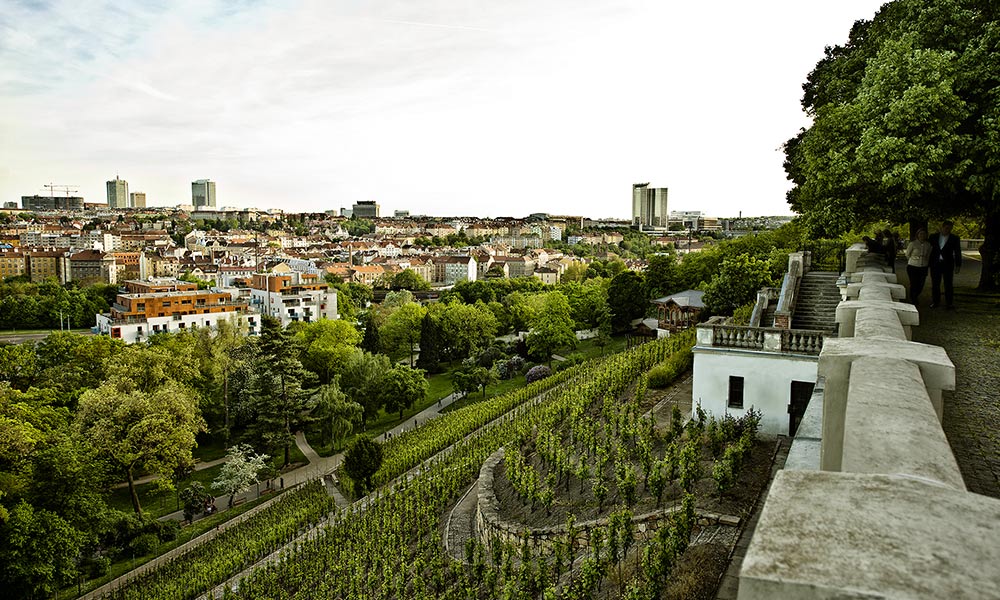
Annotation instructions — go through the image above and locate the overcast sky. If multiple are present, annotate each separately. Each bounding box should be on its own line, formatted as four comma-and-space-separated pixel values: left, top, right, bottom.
0, 0, 888, 219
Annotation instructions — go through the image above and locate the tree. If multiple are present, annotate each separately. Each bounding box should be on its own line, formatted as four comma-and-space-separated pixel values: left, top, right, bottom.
341, 350, 392, 424
606, 271, 647, 331
295, 319, 361, 384
0, 501, 83, 598
380, 364, 428, 418
526, 292, 577, 365
342, 437, 383, 494
390, 269, 430, 291
645, 253, 678, 299
75, 377, 205, 514
379, 302, 426, 366
416, 313, 442, 373
311, 381, 363, 449
438, 301, 500, 361
785, 0, 1000, 289
180, 482, 213, 521
251, 316, 317, 467
702, 254, 776, 315
359, 311, 381, 355
212, 444, 269, 507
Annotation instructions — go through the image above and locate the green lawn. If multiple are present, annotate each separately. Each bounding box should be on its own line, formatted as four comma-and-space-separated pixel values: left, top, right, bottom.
440, 376, 528, 413
108, 442, 307, 519
108, 464, 226, 519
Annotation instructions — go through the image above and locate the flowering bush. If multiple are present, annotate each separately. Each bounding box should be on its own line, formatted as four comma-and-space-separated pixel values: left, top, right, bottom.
525, 364, 552, 384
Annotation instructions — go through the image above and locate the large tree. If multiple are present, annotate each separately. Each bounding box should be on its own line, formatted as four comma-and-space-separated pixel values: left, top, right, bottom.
251, 317, 316, 467
606, 271, 647, 331
75, 376, 204, 514
526, 292, 578, 365
379, 302, 426, 366
415, 312, 442, 373
380, 365, 428, 419
785, 0, 1000, 289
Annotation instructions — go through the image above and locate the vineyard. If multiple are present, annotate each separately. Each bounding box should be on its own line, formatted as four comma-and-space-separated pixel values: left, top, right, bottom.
97, 333, 769, 599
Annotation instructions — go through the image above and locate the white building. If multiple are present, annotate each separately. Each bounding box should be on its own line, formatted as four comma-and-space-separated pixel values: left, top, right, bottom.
692, 252, 832, 437
248, 272, 338, 326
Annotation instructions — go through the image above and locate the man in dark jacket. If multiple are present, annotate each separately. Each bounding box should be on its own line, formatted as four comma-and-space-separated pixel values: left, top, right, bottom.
928, 220, 962, 308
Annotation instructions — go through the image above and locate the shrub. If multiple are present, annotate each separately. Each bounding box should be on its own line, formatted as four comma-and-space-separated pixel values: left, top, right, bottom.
525, 365, 552, 384
130, 532, 160, 556
647, 345, 693, 388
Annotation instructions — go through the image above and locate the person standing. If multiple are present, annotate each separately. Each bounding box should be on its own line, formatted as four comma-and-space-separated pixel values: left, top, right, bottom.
928, 220, 962, 308
905, 228, 932, 305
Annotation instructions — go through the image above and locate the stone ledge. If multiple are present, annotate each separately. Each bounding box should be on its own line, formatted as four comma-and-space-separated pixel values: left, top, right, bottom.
843, 357, 964, 490
738, 470, 1000, 600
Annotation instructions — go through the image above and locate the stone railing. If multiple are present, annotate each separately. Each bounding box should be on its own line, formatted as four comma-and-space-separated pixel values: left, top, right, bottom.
738, 243, 1000, 599
475, 449, 739, 558
748, 288, 778, 328
773, 251, 808, 329
696, 323, 824, 356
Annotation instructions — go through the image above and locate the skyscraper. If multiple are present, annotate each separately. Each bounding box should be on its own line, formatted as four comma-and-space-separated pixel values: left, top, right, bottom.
106, 176, 129, 209
192, 179, 216, 209
130, 192, 146, 208
631, 183, 668, 229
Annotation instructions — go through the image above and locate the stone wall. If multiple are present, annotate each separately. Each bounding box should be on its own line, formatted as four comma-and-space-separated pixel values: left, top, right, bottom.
740, 243, 1000, 599
475, 448, 739, 558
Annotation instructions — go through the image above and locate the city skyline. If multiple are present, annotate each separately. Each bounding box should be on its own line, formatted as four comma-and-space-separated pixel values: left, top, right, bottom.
1, 0, 887, 218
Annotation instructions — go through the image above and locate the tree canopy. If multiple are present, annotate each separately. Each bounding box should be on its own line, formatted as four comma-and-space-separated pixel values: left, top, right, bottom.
785, 0, 1000, 289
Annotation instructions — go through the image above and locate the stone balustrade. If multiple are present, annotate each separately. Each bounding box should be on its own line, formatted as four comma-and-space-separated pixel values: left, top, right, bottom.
738, 245, 1000, 599
696, 323, 824, 356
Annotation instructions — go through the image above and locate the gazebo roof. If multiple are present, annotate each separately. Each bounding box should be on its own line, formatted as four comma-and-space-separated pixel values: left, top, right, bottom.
651, 289, 705, 309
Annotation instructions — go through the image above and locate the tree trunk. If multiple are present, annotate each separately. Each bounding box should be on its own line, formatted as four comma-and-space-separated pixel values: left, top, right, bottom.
223, 370, 230, 445
127, 467, 142, 514
978, 210, 999, 291
284, 441, 290, 467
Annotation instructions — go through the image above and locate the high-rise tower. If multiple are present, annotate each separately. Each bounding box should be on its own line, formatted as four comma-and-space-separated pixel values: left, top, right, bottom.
192, 179, 216, 208
106, 176, 129, 209
631, 183, 668, 229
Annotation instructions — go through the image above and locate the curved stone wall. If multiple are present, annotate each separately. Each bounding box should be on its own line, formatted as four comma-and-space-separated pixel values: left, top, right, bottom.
475, 448, 740, 556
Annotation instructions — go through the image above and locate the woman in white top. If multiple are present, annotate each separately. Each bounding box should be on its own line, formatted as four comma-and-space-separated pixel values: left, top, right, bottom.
905, 228, 932, 305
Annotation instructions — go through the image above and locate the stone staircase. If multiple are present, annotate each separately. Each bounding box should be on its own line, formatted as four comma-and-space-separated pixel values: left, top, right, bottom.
791, 271, 841, 334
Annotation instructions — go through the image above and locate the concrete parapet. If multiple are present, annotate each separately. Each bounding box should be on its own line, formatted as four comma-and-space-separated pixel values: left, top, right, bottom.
836, 300, 918, 338
738, 471, 1000, 600
847, 270, 898, 284
844, 243, 867, 274
842, 357, 964, 489
817, 338, 955, 471
853, 306, 907, 340
845, 281, 906, 301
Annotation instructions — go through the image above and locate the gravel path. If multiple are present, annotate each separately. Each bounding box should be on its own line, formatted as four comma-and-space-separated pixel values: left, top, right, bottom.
899, 253, 1000, 499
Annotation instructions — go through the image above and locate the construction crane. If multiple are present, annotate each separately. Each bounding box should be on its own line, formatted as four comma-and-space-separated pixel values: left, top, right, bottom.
43, 183, 79, 197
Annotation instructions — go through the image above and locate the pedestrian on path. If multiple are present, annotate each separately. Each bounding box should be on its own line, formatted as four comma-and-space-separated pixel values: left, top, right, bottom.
905, 228, 932, 305
929, 220, 962, 309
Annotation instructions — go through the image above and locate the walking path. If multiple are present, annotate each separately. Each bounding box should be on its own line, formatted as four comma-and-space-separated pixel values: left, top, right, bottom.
112, 457, 227, 489
896, 253, 1000, 499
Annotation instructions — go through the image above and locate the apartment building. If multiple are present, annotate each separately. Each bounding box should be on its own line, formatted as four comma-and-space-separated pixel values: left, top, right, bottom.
249, 272, 338, 327
96, 278, 257, 343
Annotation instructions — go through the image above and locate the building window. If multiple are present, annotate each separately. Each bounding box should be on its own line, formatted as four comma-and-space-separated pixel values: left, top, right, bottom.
728, 376, 745, 409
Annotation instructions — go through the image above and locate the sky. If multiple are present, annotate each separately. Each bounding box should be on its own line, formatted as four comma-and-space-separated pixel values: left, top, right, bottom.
0, 0, 889, 219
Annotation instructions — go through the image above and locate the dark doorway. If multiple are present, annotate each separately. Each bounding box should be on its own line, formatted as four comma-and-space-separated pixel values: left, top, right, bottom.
788, 380, 814, 436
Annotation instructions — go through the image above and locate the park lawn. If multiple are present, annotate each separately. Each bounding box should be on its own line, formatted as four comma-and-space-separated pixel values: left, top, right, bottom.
192, 437, 228, 462
440, 376, 528, 413
568, 334, 628, 360
306, 365, 461, 457
108, 464, 225, 519
107, 442, 307, 519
